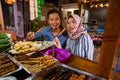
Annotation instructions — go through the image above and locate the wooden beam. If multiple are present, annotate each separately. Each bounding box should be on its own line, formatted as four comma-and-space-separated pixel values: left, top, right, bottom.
97, 0, 120, 78
0, 2, 5, 30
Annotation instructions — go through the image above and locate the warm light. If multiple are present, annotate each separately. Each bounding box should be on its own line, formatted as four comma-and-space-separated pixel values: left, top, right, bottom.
5, 0, 16, 4
100, 3, 103, 7
79, 0, 89, 3
95, 5, 98, 8
90, 5, 93, 8
61, 8, 63, 11
104, 3, 109, 7
79, 0, 109, 8
84, 0, 87, 3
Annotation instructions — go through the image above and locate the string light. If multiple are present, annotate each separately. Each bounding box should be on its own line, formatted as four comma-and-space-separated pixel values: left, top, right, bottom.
104, 3, 109, 7
100, 3, 103, 7
78, 0, 109, 8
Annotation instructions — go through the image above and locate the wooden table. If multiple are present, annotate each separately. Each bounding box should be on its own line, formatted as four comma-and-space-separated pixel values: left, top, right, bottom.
66, 55, 97, 74
66, 55, 120, 80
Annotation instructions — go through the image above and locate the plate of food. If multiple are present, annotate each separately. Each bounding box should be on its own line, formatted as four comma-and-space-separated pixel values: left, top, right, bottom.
0, 53, 22, 77
13, 51, 58, 74
9, 41, 54, 54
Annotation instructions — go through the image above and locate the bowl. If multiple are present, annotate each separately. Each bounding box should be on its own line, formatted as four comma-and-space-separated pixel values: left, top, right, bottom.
45, 48, 71, 63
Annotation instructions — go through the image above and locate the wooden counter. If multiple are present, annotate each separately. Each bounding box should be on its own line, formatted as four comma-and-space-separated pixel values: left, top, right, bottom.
66, 55, 120, 80
66, 55, 97, 74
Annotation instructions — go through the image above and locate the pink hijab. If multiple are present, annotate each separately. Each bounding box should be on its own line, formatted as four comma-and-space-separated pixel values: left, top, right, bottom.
67, 14, 87, 40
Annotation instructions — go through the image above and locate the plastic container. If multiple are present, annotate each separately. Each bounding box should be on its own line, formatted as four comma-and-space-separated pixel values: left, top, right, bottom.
45, 48, 71, 63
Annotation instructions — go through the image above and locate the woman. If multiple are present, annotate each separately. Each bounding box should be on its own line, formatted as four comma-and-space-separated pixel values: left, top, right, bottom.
27, 9, 68, 48
54, 14, 94, 60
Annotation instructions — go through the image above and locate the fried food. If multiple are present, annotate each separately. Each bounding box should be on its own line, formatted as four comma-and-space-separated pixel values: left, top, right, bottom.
70, 74, 86, 80
20, 55, 56, 74
0, 54, 18, 77
13, 41, 39, 54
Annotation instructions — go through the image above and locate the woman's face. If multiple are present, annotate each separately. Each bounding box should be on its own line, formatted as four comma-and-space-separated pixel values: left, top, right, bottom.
67, 17, 78, 34
48, 13, 61, 30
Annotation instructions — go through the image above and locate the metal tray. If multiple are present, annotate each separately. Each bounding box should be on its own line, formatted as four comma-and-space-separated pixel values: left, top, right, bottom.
30, 63, 106, 80
12, 51, 59, 75
0, 54, 22, 77
9, 41, 54, 55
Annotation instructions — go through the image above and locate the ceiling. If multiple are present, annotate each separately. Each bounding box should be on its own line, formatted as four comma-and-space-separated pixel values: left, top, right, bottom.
44, 0, 59, 7
44, 0, 109, 7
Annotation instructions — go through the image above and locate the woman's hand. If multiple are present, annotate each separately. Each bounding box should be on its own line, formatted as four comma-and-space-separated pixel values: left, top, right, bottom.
53, 37, 62, 48
26, 32, 35, 40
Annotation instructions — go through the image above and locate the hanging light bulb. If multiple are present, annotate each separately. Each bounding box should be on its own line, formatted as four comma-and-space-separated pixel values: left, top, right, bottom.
95, 5, 98, 8
79, 0, 89, 3
100, 3, 103, 7
79, 0, 109, 8
90, 5, 93, 8
84, 0, 87, 3
104, 3, 109, 7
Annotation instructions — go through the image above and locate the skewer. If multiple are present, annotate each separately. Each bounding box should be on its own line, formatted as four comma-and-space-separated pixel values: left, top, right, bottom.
52, 28, 67, 56
59, 28, 66, 35
54, 28, 66, 38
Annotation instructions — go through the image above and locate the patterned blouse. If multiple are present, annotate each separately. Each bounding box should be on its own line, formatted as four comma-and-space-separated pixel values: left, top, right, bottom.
66, 33, 94, 60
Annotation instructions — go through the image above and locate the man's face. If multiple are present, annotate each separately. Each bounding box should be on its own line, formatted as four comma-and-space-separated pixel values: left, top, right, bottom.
48, 13, 61, 30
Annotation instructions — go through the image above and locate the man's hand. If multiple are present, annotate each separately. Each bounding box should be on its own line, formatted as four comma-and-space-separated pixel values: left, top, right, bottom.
27, 32, 35, 40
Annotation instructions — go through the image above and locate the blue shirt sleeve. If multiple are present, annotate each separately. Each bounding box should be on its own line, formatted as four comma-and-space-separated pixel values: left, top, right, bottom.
34, 26, 68, 47
34, 26, 50, 40
34, 29, 44, 40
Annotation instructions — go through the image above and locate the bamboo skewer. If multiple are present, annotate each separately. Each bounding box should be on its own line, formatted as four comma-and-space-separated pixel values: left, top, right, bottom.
54, 28, 66, 38
52, 28, 67, 56
59, 28, 66, 35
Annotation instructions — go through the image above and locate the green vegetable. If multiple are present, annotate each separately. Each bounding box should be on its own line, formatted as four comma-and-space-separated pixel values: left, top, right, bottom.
0, 32, 9, 40
0, 39, 9, 44
0, 43, 10, 52
0, 43, 10, 49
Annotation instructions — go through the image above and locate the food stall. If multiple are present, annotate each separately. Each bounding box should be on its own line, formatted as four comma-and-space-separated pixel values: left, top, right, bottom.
0, 40, 106, 80
0, 39, 114, 80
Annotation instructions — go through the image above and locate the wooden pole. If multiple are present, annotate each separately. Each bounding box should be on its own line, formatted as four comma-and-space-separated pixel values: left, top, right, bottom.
97, 0, 120, 78
0, 2, 5, 30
